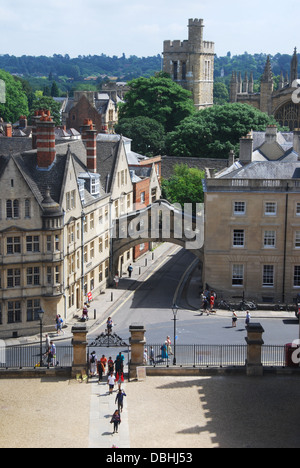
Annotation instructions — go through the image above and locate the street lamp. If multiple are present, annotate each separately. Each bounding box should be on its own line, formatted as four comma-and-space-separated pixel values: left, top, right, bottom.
38, 309, 45, 367
172, 304, 179, 366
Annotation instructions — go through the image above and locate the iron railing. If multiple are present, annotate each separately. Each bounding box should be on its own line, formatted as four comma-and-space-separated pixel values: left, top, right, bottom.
146, 344, 286, 368
0, 345, 73, 369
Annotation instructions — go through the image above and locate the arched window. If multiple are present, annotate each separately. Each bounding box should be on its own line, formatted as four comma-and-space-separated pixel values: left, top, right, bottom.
25, 199, 31, 218
6, 200, 12, 219
274, 102, 300, 130
13, 200, 19, 219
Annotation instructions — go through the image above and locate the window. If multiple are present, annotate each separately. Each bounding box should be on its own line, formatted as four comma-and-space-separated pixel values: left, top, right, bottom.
99, 237, 103, 254
46, 235, 52, 252
13, 200, 19, 218
295, 232, 300, 249
234, 201, 246, 215
7, 237, 21, 255
90, 241, 95, 259
47, 266, 52, 284
26, 236, 40, 252
232, 265, 244, 286
263, 265, 274, 287
264, 231, 276, 248
7, 301, 21, 323
27, 299, 40, 322
294, 266, 300, 287
7, 269, 21, 288
296, 203, 300, 216
233, 230, 245, 247
6, 200, 12, 219
27, 267, 40, 286
25, 199, 31, 218
141, 192, 145, 204
265, 202, 277, 216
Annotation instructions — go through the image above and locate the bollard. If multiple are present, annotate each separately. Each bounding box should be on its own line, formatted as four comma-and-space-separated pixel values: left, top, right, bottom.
94, 309, 96, 320
111, 292, 114, 302
145, 258, 148, 267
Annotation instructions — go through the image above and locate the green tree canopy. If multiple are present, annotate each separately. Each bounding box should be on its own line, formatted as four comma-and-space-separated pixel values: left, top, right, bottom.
115, 116, 165, 157
29, 95, 61, 126
162, 164, 205, 208
0, 69, 29, 122
166, 103, 282, 159
119, 73, 195, 133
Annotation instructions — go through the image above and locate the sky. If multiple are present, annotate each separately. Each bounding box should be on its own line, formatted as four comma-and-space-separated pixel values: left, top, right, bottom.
0, 0, 298, 58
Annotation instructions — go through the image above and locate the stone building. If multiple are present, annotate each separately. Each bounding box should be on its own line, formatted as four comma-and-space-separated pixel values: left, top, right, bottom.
62, 91, 120, 134
203, 126, 300, 304
163, 18, 215, 110
0, 111, 133, 339
230, 49, 300, 130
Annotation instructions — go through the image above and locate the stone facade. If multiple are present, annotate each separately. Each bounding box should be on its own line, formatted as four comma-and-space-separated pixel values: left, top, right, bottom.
203, 127, 300, 304
230, 50, 300, 130
163, 18, 215, 110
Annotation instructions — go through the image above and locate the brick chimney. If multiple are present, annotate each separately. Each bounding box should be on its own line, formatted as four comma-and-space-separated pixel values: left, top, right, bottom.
19, 115, 27, 129
4, 123, 12, 137
82, 119, 97, 173
36, 110, 56, 170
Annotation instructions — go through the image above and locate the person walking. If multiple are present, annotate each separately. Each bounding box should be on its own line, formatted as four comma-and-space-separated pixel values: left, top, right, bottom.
108, 356, 114, 375
127, 264, 133, 278
161, 341, 168, 360
110, 409, 121, 434
89, 351, 97, 377
115, 388, 126, 413
245, 311, 251, 327
100, 355, 107, 374
114, 274, 120, 288
149, 346, 155, 365
232, 310, 238, 328
166, 336, 173, 355
107, 372, 116, 395
106, 317, 113, 335
97, 359, 105, 383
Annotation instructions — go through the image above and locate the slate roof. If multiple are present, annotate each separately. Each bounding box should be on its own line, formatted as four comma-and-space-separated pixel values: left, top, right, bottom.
218, 160, 300, 180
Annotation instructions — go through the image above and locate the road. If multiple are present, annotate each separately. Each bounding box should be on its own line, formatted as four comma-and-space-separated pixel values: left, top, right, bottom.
88, 247, 300, 347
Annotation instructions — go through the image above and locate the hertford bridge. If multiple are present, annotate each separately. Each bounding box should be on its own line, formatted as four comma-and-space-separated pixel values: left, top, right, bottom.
111, 199, 204, 276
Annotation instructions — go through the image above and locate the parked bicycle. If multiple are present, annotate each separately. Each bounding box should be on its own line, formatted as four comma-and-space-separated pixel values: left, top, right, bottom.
238, 299, 257, 311
216, 299, 234, 311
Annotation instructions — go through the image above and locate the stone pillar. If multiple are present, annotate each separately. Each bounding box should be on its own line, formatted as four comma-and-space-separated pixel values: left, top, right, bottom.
71, 324, 88, 378
245, 323, 265, 376
129, 324, 146, 380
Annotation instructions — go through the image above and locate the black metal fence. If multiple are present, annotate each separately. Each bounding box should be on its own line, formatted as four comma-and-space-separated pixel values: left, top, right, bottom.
146, 344, 286, 368
0, 345, 73, 369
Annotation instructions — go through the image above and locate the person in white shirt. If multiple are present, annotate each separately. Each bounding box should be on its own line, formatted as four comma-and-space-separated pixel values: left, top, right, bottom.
107, 372, 116, 394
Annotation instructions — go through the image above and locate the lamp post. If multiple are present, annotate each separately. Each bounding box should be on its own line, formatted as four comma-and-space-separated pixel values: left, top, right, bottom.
38, 309, 45, 367
172, 304, 178, 366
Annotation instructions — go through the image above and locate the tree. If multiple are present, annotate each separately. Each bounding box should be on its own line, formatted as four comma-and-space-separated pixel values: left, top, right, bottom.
118, 73, 195, 133
162, 164, 205, 209
166, 103, 282, 159
0, 69, 29, 122
115, 116, 165, 157
29, 95, 61, 126
50, 81, 60, 97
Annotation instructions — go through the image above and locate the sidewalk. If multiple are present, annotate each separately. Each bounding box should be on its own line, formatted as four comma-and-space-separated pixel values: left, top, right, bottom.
4, 242, 180, 346
183, 262, 296, 321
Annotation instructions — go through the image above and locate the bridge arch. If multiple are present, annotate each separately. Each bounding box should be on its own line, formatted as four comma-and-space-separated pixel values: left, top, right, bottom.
111, 199, 204, 278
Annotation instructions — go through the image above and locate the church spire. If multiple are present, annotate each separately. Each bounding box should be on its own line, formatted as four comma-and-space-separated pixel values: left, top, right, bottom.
261, 56, 273, 83
290, 47, 298, 84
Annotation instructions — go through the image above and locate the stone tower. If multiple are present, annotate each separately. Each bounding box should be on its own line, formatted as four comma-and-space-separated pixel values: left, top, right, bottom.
163, 18, 215, 110
260, 56, 274, 115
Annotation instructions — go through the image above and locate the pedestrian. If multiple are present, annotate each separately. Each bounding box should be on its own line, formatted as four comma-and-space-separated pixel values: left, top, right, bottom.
107, 372, 116, 395
166, 336, 173, 355
100, 355, 107, 374
114, 273, 120, 288
202, 294, 209, 315
210, 291, 215, 312
232, 310, 238, 328
45, 334, 51, 354
149, 346, 155, 365
127, 264, 133, 278
161, 341, 168, 360
115, 388, 126, 413
47, 341, 56, 368
110, 409, 121, 434
143, 347, 148, 365
97, 359, 105, 383
115, 352, 125, 383
245, 311, 251, 327
82, 304, 89, 321
56, 315, 64, 334
89, 351, 97, 377
108, 356, 114, 375
106, 317, 113, 335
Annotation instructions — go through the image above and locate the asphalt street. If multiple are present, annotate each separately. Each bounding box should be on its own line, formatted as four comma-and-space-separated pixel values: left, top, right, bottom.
88, 247, 300, 348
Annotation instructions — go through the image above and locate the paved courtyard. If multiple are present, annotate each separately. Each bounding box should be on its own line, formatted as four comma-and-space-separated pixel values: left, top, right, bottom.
0, 373, 300, 448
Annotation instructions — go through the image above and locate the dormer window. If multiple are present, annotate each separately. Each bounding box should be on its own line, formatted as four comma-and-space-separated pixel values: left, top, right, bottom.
78, 179, 85, 203
90, 175, 100, 196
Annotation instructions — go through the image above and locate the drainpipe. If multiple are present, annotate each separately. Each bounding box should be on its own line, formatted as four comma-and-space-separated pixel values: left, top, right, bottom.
282, 184, 289, 303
